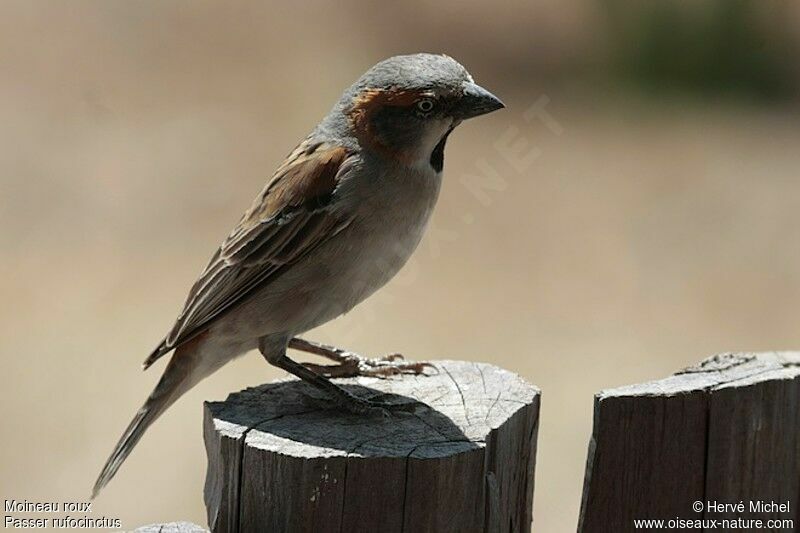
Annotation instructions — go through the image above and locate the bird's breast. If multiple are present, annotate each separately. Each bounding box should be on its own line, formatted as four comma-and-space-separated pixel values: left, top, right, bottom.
223, 160, 444, 338
339, 162, 442, 286
296, 161, 443, 323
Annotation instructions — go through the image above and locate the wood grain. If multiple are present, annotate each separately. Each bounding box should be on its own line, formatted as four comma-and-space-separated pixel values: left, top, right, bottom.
202, 360, 540, 533
578, 352, 800, 532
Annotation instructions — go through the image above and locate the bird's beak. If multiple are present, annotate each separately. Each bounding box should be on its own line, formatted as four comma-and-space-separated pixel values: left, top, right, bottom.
455, 82, 505, 119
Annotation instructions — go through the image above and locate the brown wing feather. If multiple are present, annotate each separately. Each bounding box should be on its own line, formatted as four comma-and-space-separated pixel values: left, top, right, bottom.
143, 139, 353, 369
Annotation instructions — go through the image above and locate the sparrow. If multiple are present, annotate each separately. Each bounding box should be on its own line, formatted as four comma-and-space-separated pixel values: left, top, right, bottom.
93, 53, 504, 497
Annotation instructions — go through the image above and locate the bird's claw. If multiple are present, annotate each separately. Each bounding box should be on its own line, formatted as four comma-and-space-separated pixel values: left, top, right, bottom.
302, 354, 436, 379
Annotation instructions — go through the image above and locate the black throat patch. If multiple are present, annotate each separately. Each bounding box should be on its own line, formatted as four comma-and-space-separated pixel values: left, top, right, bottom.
429, 128, 452, 173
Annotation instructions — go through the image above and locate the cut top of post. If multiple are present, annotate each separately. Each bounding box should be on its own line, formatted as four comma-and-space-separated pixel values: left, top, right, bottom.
203, 360, 541, 533
206, 360, 539, 460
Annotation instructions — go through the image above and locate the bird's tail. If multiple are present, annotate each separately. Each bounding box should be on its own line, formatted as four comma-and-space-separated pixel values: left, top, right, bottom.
92, 341, 212, 498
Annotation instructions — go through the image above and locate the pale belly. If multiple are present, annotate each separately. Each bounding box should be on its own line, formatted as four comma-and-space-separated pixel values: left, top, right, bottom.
214, 164, 442, 342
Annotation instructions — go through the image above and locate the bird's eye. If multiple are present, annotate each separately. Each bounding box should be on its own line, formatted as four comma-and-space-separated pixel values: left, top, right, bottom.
416, 98, 435, 113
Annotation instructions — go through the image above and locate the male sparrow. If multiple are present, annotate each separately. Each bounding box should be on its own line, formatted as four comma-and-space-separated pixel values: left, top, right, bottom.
93, 53, 503, 497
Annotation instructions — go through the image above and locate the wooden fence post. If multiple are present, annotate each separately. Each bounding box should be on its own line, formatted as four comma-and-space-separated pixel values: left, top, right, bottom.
578, 352, 800, 532
203, 360, 540, 533
134, 522, 208, 532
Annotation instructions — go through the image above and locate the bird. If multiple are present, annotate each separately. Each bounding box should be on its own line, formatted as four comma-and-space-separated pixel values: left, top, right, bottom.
93, 53, 504, 498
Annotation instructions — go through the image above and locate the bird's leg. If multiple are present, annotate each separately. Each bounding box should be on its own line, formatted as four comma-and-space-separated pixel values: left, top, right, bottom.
288, 337, 435, 378
271, 354, 374, 413
266, 351, 417, 414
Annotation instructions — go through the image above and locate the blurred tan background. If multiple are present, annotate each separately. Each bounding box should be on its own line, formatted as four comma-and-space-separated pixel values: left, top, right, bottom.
2, 1, 800, 530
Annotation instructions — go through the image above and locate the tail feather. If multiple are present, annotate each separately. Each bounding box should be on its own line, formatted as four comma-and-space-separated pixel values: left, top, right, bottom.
92, 401, 163, 498
142, 338, 169, 370
93, 345, 205, 498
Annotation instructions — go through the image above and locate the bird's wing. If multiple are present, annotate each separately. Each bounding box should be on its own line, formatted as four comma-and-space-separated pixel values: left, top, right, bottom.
143, 138, 357, 369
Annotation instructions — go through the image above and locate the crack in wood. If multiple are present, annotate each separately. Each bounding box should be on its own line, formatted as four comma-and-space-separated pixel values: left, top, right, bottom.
443, 366, 471, 424
579, 352, 800, 532
400, 443, 422, 533
476, 362, 488, 395
235, 412, 311, 533
204, 361, 539, 533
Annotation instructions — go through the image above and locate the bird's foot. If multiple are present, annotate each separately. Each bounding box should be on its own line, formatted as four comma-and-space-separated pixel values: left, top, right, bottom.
290, 337, 435, 379
302, 354, 434, 379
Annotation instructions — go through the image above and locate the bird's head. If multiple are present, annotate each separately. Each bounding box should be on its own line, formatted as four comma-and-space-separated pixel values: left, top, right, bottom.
327, 54, 504, 170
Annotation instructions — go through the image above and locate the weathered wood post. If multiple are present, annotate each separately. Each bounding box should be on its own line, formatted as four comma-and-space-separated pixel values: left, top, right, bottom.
135, 523, 208, 532
579, 352, 800, 532
203, 360, 540, 533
